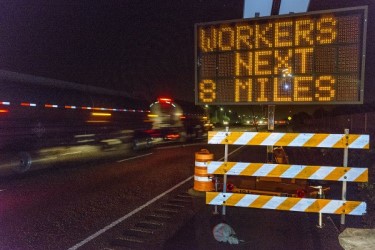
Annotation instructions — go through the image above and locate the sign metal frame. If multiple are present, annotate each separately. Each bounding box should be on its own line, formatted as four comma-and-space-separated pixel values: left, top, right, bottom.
194, 6, 368, 105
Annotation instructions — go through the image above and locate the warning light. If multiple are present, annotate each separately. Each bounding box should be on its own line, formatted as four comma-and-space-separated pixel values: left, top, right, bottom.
45, 104, 58, 108
227, 182, 235, 191
296, 189, 306, 198
21, 102, 37, 107
65, 105, 77, 109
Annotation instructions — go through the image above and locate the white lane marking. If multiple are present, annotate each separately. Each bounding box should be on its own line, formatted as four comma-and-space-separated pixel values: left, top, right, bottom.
0, 189, 5, 192
68, 176, 193, 250
327, 216, 340, 233
69, 144, 245, 249
116, 152, 153, 163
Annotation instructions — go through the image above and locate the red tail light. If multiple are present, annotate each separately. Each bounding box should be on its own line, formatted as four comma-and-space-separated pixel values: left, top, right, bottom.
158, 97, 172, 103
45, 104, 58, 108
21, 102, 36, 107
227, 182, 234, 191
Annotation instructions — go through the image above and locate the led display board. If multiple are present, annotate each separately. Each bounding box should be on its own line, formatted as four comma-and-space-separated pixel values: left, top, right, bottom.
195, 6, 367, 105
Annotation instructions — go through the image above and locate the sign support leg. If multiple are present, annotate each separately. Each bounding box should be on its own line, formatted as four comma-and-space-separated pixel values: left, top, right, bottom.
317, 186, 324, 228
341, 129, 349, 226
222, 126, 229, 216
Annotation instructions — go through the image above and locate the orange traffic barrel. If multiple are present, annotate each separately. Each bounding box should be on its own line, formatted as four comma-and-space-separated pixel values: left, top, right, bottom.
193, 149, 214, 192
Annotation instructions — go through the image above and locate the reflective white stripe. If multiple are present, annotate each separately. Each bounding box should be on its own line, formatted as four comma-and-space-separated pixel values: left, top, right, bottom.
349, 202, 367, 215
280, 165, 307, 178
320, 200, 342, 214
253, 164, 277, 176
350, 135, 369, 149
195, 161, 207, 167
263, 197, 288, 209
194, 176, 211, 182
289, 133, 314, 146
237, 194, 260, 207
291, 199, 316, 212
207, 161, 222, 173
260, 133, 286, 146
209, 192, 232, 204
234, 132, 257, 145
339, 168, 366, 182
309, 167, 334, 180
318, 134, 342, 148
208, 132, 228, 144
226, 162, 249, 175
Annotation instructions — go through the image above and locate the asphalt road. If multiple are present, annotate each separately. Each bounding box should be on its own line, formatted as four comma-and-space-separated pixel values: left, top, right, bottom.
0, 138, 362, 249
0, 143, 203, 249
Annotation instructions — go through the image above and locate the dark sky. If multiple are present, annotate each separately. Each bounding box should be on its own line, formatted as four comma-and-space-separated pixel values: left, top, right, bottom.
0, 0, 374, 105
0, 0, 244, 102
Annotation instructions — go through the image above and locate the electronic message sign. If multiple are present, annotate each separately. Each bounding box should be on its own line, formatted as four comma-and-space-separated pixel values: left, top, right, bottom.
195, 6, 367, 105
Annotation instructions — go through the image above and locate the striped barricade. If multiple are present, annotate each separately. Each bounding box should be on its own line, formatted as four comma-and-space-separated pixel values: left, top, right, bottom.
206, 162, 368, 182
206, 192, 366, 215
208, 131, 369, 149
206, 131, 369, 217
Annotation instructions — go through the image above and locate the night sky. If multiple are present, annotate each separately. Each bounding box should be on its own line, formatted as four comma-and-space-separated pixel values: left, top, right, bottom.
0, 0, 374, 106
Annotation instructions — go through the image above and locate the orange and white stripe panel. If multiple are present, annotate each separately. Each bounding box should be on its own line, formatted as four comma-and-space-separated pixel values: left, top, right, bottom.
208, 132, 370, 149
206, 161, 368, 182
206, 192, 366, 215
